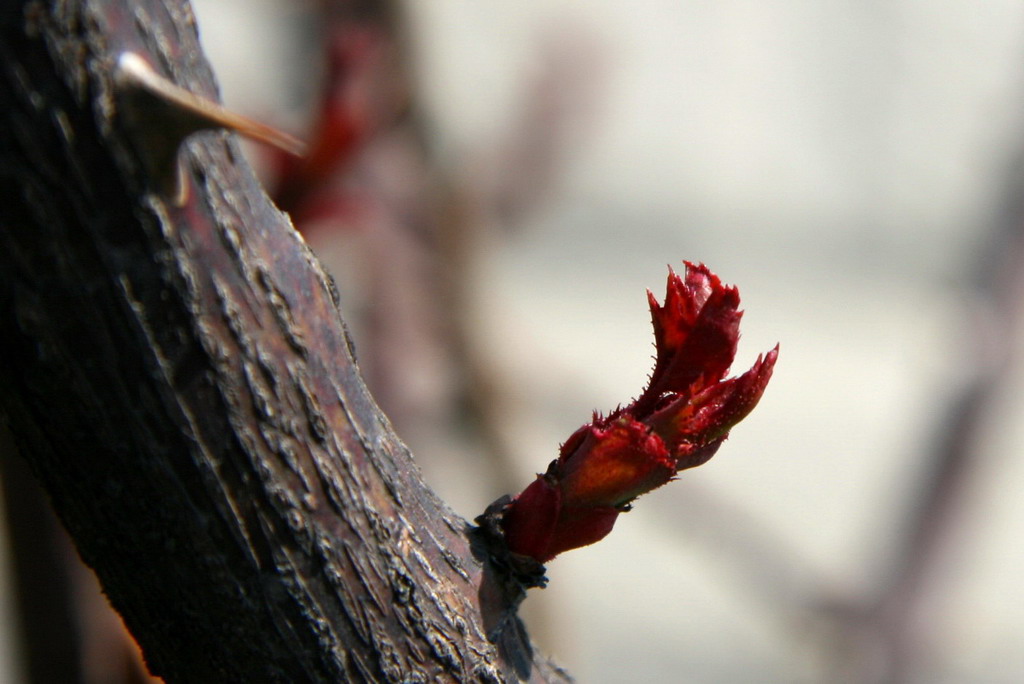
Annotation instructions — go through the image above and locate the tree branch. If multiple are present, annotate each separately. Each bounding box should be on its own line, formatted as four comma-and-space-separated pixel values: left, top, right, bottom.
0, 1, 566, 681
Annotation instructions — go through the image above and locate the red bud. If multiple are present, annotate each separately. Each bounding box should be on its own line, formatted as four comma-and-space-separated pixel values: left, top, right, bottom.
500, 263, 778, 563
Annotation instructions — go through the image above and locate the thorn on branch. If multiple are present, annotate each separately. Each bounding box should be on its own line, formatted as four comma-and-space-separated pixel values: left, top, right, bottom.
113, 52, 304, 205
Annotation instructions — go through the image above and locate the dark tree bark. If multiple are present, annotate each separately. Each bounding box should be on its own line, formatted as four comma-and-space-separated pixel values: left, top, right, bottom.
0, 1, 566, 681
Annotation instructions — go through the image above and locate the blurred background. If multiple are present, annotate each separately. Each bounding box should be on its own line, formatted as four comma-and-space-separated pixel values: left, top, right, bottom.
5, 0, 1024, 682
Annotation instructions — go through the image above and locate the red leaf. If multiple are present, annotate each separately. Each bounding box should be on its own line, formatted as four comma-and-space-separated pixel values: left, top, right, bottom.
640, 262, 741, 412
558, 418, 675, 508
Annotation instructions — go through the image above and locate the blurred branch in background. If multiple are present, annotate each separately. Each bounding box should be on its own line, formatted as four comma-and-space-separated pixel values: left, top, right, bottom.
260, 0, 603, 657
263, 0, 602, 501
830, 143, 1024, 684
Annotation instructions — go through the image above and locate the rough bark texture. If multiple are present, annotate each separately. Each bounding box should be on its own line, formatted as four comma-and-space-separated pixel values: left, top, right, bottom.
0, 1, 567, 681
